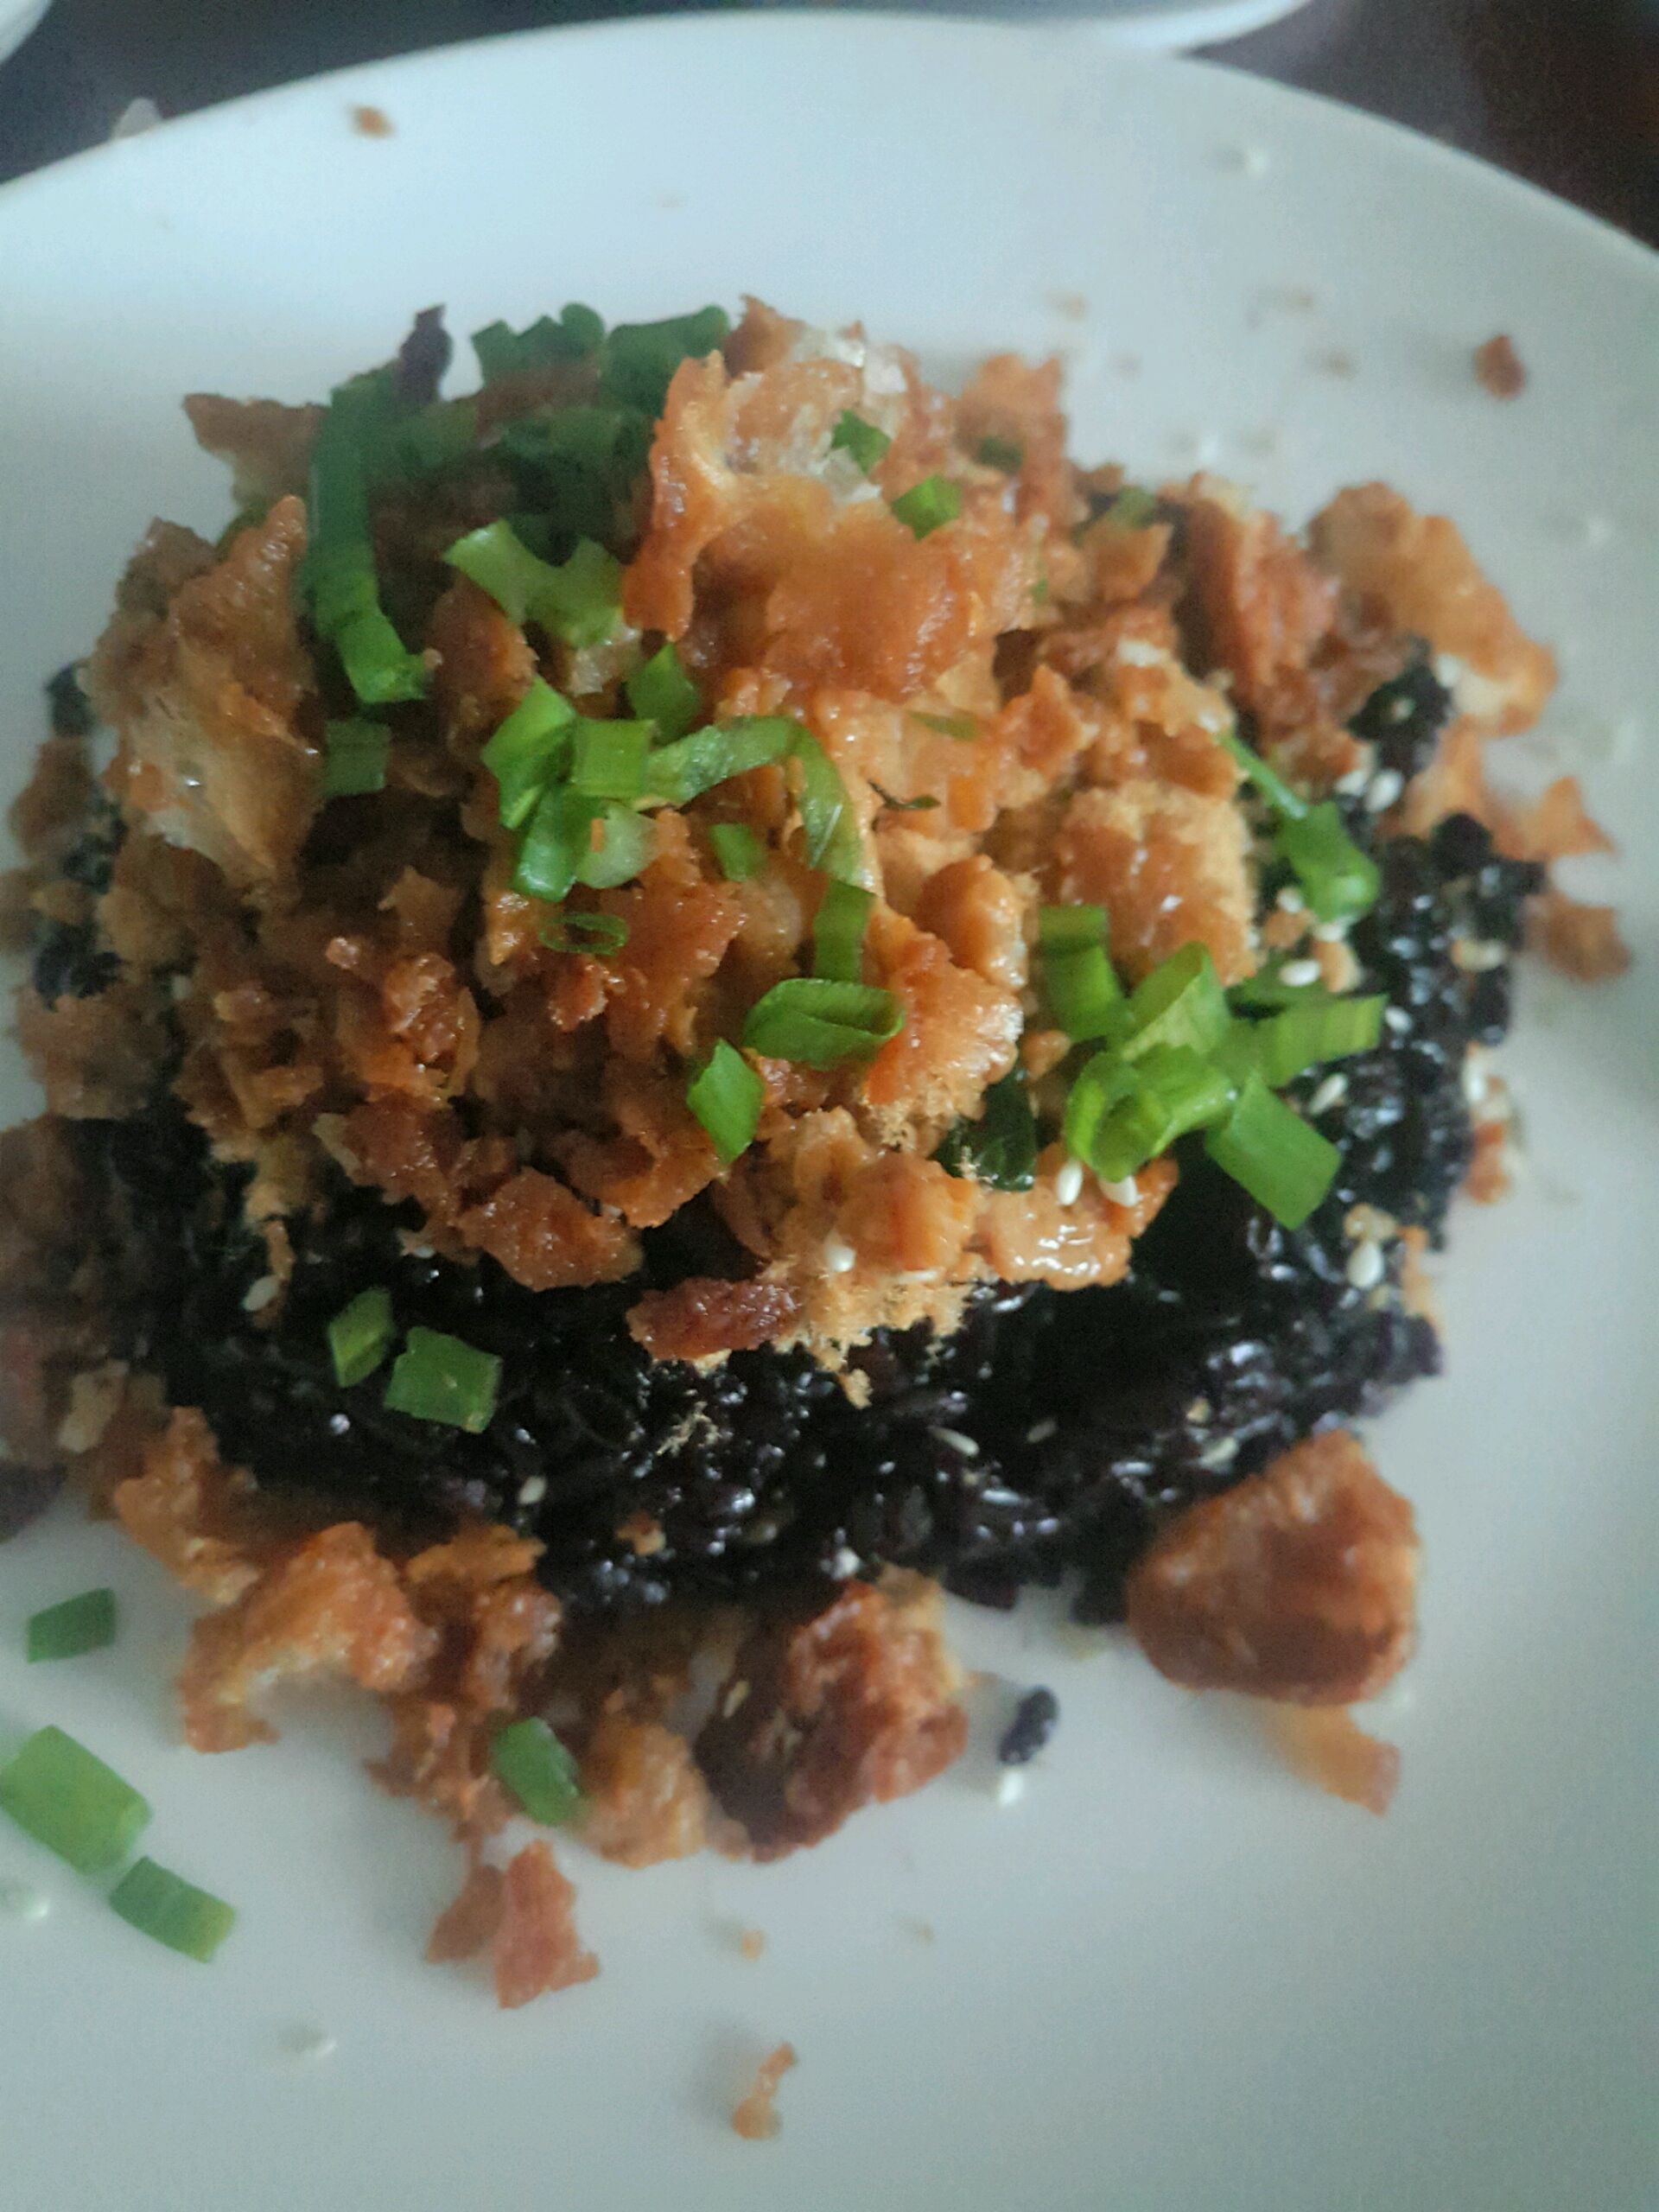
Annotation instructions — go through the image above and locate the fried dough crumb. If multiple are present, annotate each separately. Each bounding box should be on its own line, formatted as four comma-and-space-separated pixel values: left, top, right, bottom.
1473, 334, 1527, 399
351, 104, 394, 137
732, 2043, 797, 2140
738, 1927, 766, 1961
1265, 1704, 1401, 1815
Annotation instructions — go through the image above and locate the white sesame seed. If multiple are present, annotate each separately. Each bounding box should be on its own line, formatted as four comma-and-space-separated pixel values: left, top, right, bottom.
1385, 694, 1415, 725
1384, 1007, 1412, 1035
1275, 886, 1306, 915
995, 1768, 1027, 1808
1279, 958, 1322, 988
241, 1274, 280, 1314
518, 1475, 547, 1507
1365, 768, 1405, 813
1311, 917, 1351, 944
830, 1547, 861, 1580
1101, 1176, 1140, 1207
0, 1880, 49, 1923
1307, 1072, 1349, 1116
1460, 1054, 1491, 1109
1054, 1158, 1084, 1207
1115, 638, 1164, 668
1026, 1417, 1058, 1444
823, 1236, 857, 1274
1186, 1396, 1213, 1424
931, 1427, 980, 1459
1334, 765, 1372, 798
1198, 1436, 1239, 1471
1345, 1240, 1387, 1292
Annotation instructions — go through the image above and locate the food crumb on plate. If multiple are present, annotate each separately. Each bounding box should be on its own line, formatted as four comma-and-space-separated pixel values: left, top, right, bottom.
278, 2025, 339, 2064
899, 1916, 936, 1945
1473, 333, 1527, 399
997, 1687, 1059, 1766
1048, 290, 1089, 321
351, 104, 395, 138
1313, 346, 1358, 378
738, 1927, 766, 1961
732, 2043, 797, 2140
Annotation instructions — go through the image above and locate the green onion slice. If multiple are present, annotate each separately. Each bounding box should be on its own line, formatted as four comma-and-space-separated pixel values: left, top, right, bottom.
871, 783, 939, 814
1230, 958, 1338, 1012
1251, 994, 1385, 1089
473, 304, 604, 383
646, 715, 797, 806
709, 823, 766, 880
515, 785, 599, 906
1218, 726, 1309, 820
576, 802, 654, 890
481, 680, 575, 830
626, 641, 702, 741
789, 732, 866, 883
110, 1858, 236, 1963
892, 474, 963, 539
1120, 943, 1230, 1061
384, 1327, 502, 1433
321, 718, 391, 800
1039, 904, 1125, 1043
490, 1717, 583, 1826
742, 979, 904, 1069
1101, 486, 1160, 530
908, 710, 978, 741
830, 410, 892, 475
444, 518, 558, 626
1205, 1073, 1338, 1229
1274, 801, 1381, 923
538, 909, 630, 955
598, 306, 731, 416
0, 1726, 150, 1874
26, 1588, 117, 1663
303, 372, 429, 707
976, 435, 1024, 472
686, 1038, 765, 1165
935, 1070, 1037, 1192
327, 1286, 395, 1388
1065, 1046, 1232, 1183
444, 523, 621, 647
570, 718, 652, 802
812, 879, 874, 982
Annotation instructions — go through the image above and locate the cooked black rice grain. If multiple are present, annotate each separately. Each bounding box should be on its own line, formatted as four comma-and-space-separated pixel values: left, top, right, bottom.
45, 770, 1538, 1620
998, 1688, 1060, 1766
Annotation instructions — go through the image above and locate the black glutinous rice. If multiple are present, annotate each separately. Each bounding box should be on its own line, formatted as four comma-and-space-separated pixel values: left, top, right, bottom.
24, 725, 1542, 1623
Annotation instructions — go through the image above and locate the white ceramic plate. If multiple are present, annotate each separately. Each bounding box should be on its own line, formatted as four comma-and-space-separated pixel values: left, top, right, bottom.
1, 17, 1654, 2211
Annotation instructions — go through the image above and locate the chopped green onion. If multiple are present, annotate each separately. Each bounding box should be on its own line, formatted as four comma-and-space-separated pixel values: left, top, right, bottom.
742, 979, 904, 1069
686, 1038, 765, 1165
537, 538, 624, 650
26, 1588, 117, 1663
1205, 1074, 1338, 1229
908, 711, 978, 741
490, 1717, 583, 1826
481, 680, 576, 830
1039, 904, 1124, 1043
1065, 1046, 1232, 1182
303, 374, 429, 707
498, 404, 652, 547
0, 1726, 150, 1874
384, 1326, 502, 1433
443, 524, 621, 647
709, 823, 766, 880
598, 306, 731, 415
830, 410, 892, 474
537, 909, 630, 955
646, 715, 796, 806
1218, 726, 1309, 820
1061, 1052, 1138, 1166
870, 782, 939, 814
1230, 958, 1337, 1012
327, 1287, 395, 1388
626, 642, 702, 741
515, 785, 599, 905
976, 435, 1024, 472
812, 880, 874, 983
375, 397, 478, 485
575, 802, 654, 889
1120, 943, 1230, 1061
790, 731, 866, 883
1251, 994, 1385, 1089
935, 1071, 1037, 1192
1102, 486, 1160, 530
110, 1858, 236, 1963
892, 474, 963, 539
570, 719, 652, 802
1274, 802, 1381, 922
321, 719, 391, 800
473, 304, 604, 382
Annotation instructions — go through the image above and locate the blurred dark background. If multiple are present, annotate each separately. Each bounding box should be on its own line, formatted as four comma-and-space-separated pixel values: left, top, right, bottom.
0, 0, 1654, 242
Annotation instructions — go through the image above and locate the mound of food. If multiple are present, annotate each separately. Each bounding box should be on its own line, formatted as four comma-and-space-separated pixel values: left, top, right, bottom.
0, 299, 1623, 1997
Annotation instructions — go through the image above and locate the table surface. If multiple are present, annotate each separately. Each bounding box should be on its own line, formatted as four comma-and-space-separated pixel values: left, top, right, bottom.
0, 0, 1654, 242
